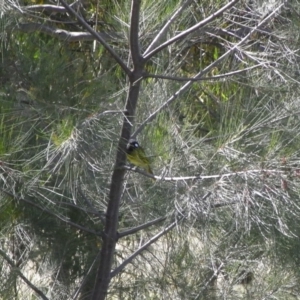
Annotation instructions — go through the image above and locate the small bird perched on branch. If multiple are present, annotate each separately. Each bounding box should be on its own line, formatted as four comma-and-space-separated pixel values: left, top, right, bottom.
126, 139, 154, 177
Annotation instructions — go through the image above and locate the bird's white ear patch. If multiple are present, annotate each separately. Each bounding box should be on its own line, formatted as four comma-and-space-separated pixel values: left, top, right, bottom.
133, 142, 139, 148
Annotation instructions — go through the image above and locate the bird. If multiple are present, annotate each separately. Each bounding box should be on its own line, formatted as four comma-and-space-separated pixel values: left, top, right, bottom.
126, 139, 154, 177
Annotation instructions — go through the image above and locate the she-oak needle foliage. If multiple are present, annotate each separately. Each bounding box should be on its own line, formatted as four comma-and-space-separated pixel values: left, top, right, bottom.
1, 0, 300, 299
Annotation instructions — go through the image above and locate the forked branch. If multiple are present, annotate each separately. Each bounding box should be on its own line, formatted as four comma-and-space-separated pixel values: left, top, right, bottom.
134, 3, 284, 136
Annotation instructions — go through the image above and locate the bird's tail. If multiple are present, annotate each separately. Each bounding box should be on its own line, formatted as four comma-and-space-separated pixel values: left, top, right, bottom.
147, 166, 156, 180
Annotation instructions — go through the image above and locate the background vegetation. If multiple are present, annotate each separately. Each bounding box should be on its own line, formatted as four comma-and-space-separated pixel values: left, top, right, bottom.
1, 0, 300, 299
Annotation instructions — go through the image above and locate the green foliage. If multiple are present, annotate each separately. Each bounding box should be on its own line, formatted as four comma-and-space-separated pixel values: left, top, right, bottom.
51, 118, 75, 147
0, 197, 23, 230
2, 0, 300, 299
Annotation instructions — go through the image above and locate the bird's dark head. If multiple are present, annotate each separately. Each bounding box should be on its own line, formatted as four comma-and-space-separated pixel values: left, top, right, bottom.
127, 140, 139, 153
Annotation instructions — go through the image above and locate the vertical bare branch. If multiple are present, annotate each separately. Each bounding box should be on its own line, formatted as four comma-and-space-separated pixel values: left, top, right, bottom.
91, 1, 144, 299
130, 0, 143, 68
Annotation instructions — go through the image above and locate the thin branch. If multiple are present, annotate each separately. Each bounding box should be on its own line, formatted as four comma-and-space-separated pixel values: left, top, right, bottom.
149, 169, 285, 181
0, 248, 49, 300
52, 200, 105, 218
201, 192, 212, 201
125, 165, 157, 180
81, 110, 126, 127
110, 216, 183, 278
126, 166, 286, 181
72, 250, 101, 300
211, 201, 239, 208
22, 3, 78, 13
14, 23, 119, 42
144, 0, 193, 56
77, 185, 106, 224
133, 4, 284, 136
59, 0, 131, 76
143, 0, 240, 61
118, 216, 167, 238
143, 65, 261, 82
1, 189, 101, 237
194, 263, 224, 299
